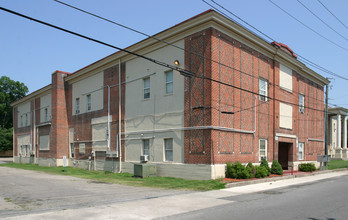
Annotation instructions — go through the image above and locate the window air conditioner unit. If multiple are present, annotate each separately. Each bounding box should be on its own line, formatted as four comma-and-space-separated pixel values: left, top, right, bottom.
75, 110, 80, 114
140, 155, 149, 163
300, 108, 304, 113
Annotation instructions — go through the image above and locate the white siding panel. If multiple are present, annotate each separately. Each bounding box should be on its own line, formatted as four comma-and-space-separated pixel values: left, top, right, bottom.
280, 102, 293, 129
39, 135, 50, 150
279, 64, 293, 92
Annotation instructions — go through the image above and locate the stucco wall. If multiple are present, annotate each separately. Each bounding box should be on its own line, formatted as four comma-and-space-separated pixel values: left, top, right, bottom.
125, 40, 185, 163
17, 101, 31, 128
40, 93, 51, 123
72, 71, 104, 115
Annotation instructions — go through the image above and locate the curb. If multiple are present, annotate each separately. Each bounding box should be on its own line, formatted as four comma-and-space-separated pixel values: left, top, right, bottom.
225, 168, 348, 188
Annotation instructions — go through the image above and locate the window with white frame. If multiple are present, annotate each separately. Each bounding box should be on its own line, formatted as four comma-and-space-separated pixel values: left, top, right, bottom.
259, 78, 268, 101
164, 138, 173, 162
75, 98, 80, 114
143, 139, 150, 157
25, 113, 28, 126
87, 94, 91, 111
20, 115, 23, 127
299, 142, 304, 160
143, 77, 150, 99
165, 70, 173, 94
259, 139, 267, 161
299, 94, 305, 113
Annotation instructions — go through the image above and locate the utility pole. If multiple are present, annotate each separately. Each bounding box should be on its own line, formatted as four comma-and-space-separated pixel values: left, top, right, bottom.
324, 82, 329, 169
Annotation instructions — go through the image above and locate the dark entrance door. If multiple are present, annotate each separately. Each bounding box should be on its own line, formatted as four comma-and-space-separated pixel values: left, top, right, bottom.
278, 142, 291, 170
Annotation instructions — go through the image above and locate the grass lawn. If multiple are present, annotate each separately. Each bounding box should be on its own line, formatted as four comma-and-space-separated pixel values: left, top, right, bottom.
328, 160, 348, 170
0, 163, 225, 191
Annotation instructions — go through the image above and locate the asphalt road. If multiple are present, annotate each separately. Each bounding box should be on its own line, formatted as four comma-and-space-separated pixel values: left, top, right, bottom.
1, 161, 348, 219
0, 165, 190, 219
164, 173, 348, 220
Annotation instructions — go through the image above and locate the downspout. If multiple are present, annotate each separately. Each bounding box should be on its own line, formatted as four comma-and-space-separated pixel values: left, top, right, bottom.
33, 97, 36, 163
107, 85, 110, 149
118, 59, 122, 173
273, 55, 277, 161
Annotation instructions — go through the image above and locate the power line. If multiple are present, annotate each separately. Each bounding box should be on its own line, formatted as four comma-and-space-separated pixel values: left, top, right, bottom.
0, 6, 327, 114
317, 0, 348, 32
204, 0, 348, 81
296, 0, 348, 43
268, 0, 348, 52
54, 0, 333, 100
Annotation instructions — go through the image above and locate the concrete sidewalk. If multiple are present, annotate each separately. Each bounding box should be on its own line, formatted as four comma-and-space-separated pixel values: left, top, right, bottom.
4, 169, 348, 220
225, 168, 348, 188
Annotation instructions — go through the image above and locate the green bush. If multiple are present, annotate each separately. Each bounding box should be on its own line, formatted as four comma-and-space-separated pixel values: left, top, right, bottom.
246, 162, 256, 178
299, 163, 316, 172
260, 158, 271, 176
271, 160, 283, 175
225, 162, 252, 179
255, 166, 268, 178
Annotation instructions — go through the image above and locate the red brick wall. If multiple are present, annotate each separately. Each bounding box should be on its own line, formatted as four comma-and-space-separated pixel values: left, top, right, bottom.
184, 27, 325, 165
66, 63, 126, 160
50, 71, 70, 159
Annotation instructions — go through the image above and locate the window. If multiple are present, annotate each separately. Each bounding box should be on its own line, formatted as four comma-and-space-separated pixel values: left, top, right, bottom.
143, 139, 150, 157
87, 94, 91, 111
259, 139, 267, 161
279, 64, 293, 92
70, 143, 75, 158
39, 135, 50, 150
79, 143, 85, 154
164, 138, 173, 162
165, 71, 173, 94
143, 78, 150, 99
20, 115, 23, 127
25, 113, 28, 126
75, 98, 80, 114
259, 78, 268, 101
279, 102, 293, 129
299, 142, 304, 160
20, 145, 29, 157
299, 94, 305, 113
44, 108, 48, 121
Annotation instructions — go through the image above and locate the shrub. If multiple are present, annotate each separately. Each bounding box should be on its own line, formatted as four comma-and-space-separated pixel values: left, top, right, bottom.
246, 162, 256, 178
260, 158, 271, 176
255, 166, 268, 178
271, 160, 283, 175
225, 162, 252, 179
299, 163, 316, 172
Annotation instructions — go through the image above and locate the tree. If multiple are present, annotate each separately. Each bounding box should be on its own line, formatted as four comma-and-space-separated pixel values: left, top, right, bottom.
0, 128, 13, 151
0, 76, 28, 129
0, 76, 28, 151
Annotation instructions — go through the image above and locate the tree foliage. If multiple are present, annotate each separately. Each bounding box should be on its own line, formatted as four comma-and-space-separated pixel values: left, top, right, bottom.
0, 76, 28, 129
0, 76, 28, 151
0, 128, 13, 151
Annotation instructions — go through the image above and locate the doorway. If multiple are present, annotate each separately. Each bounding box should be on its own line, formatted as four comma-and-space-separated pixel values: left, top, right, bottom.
278, 142, 292, 170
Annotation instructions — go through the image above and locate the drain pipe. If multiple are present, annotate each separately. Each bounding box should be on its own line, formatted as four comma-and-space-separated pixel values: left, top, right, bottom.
107, 85, 110, 149
118, 59, 122, 173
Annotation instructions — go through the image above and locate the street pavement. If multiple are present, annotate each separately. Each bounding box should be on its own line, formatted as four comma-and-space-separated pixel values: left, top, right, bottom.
1, 161, 348, 219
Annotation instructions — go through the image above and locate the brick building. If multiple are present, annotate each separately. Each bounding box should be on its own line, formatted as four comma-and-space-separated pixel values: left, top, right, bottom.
12, 10, 329, 179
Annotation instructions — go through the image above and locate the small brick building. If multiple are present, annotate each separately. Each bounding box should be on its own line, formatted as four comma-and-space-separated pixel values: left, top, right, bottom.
12, 10, 329, 179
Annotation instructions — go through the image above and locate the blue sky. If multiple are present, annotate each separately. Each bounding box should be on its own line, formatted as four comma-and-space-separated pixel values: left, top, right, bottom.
1, 0, 347, 107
